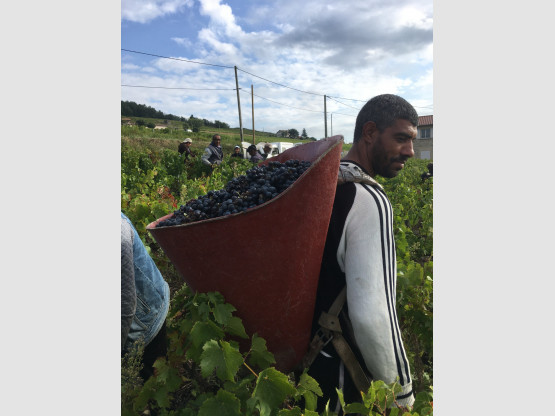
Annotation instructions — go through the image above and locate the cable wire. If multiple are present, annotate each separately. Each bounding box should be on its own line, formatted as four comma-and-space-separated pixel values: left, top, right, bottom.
122, 49, 433, 111
240, 89, 324, 113
121, 84, 238, 91
121, 49, 234, 69
236, 67, 323, 97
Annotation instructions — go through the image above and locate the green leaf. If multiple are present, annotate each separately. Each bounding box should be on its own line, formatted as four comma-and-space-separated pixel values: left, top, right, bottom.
344, 402, 369, 414
252, 367, 297, 416
188, 320, 225, 362
200, 340, 244, 382
213, 303, 236, 326
278, 407, 302, 416
247, 334, 276, 369
225, 316, 249, 339
336, 388, 346, 410
297, 370, 323, 396
152, 358, 182, 391
296, 370, 322, 411
302, 391, 318, 412
388, 407, 399, 416
198, 389, 242, 416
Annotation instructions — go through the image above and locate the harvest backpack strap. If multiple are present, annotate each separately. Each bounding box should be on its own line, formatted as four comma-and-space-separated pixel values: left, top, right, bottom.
302, 286, 371, 394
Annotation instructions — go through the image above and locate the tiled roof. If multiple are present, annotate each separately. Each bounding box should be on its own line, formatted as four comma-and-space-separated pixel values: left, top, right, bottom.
418, 115, 433, 126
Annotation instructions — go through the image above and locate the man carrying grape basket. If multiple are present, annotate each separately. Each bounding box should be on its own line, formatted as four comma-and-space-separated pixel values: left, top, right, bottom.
305, 94, 418, 412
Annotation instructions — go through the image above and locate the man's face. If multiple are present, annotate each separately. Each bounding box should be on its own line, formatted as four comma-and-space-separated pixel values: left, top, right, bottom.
213, 136, 221, 146
185, 142, 191, 147
264, 146, 271, 154
234, 148, 240, 154
366, 119, 416, 178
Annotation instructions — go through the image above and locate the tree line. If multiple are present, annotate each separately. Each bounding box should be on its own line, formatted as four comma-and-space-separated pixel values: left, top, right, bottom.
122, 100, 314, 139
121, 100, 231, 132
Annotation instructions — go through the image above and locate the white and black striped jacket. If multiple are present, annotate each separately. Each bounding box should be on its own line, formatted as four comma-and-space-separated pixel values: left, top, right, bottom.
312, 161, 414, 407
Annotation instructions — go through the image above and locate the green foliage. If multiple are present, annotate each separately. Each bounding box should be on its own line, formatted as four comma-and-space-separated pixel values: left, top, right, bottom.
121, 284, 432, 415
376, 158, 433, 391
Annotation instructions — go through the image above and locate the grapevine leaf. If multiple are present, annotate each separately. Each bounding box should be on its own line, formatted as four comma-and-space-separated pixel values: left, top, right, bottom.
297, 370, 323, 396
344, 402, 369, 414
247, 334, 276, 369
302, 392, 318, 413
200, 340, 244, 381
213, 302, 236, 326
151, 383, 172, 409
225, 316, 249, 339
296, 370, 322, 411
152, 358, 182, 391
252, 367, 297, 416
198, 389, 242, 416
197, 301, 211, 320
188, 320, 225, 362
336, 388, 346, 410
277, 406, 302, 416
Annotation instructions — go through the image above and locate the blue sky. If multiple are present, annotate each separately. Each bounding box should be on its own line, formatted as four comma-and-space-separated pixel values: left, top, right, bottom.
121, 0, 433, 141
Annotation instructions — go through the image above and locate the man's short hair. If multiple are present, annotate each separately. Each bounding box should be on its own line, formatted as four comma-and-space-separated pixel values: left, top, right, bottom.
353, 94, 419, 143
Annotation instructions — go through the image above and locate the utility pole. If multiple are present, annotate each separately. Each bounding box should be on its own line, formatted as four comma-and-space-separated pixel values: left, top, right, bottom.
331, 113, 333, 137
234, 66, 244, 142
251, 84, 255, 144
324, 95, 328, 138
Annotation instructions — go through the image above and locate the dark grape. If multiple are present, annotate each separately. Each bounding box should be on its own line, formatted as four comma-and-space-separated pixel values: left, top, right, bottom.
156, 159, 312, 227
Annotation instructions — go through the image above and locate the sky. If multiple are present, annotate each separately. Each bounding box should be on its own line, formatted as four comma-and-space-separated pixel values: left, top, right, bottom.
121, 0, 433, 142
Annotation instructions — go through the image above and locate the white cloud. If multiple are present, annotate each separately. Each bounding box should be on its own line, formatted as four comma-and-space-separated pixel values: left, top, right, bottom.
121, 0, 193, 23
198, 28, 240, 56
172, 37, 193, 48
394, 6, 433, 30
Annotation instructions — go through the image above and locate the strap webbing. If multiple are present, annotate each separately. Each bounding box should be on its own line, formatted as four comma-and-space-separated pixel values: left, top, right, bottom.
301, 286, 370, 394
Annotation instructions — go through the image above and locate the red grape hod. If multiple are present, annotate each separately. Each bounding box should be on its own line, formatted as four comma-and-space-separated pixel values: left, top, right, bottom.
146, 135, 343, 372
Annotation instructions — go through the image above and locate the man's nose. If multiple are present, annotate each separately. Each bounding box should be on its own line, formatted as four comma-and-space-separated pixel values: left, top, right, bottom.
401, 140, 415, 158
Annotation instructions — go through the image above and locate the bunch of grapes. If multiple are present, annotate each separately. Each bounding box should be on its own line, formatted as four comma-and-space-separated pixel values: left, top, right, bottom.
156, 159, 312, 227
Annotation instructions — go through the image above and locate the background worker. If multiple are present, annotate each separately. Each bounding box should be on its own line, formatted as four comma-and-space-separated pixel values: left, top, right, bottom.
201, 134, 224, 167
178, 138, 195, 162
307, 94, 418, 412
247, 144, 263, 163
261, 143, 273, 160
231, 145, 244, 158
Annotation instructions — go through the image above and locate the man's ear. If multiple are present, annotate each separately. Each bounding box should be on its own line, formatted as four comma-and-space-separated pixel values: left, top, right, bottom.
362, 121, 378, 144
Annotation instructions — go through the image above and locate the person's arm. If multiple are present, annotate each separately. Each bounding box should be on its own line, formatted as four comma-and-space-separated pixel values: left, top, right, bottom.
338, 185, 414, 407
201, 147, 212, 166
121, 217, 137, 351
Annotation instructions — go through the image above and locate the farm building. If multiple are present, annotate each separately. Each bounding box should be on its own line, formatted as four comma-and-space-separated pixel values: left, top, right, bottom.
414, 115, 433, 160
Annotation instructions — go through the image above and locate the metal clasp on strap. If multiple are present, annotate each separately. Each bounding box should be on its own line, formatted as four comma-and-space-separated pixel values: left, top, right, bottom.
314, 328, 334, 348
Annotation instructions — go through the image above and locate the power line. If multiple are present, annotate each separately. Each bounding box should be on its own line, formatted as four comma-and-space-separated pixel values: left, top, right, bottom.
326, 96, 361, 111
241, 89, 323, 113
236, 67, 323, 97
121, 48, 233, 69
121, 48, 433, 110
121, 84, 238, 91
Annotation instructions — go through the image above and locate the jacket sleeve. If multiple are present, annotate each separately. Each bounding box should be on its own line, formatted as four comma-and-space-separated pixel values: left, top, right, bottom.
201, 147, 212, 165
337, 185, 414, 407
121, 216, 137, 351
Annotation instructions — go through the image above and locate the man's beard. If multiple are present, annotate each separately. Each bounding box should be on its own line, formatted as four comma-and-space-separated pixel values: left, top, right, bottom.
371, 140, 407, 178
